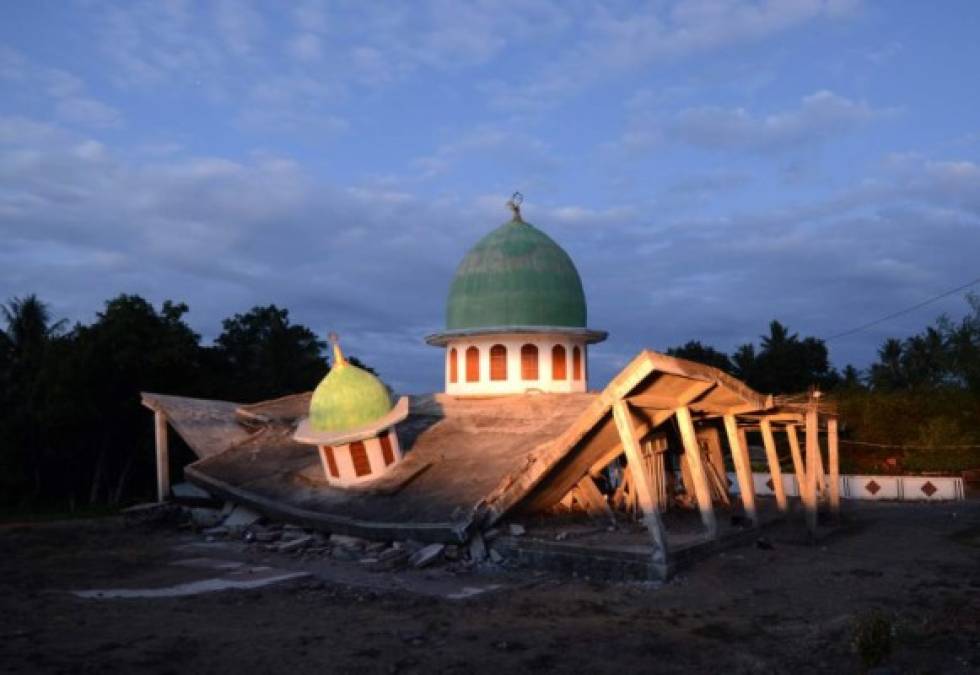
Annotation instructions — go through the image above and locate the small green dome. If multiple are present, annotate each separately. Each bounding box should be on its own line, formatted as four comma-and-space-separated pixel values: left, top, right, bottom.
309, 361, 393, 433
446, 218, 587, 330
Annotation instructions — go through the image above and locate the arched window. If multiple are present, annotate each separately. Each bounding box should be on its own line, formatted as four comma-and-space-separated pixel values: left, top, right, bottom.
521, 344, 539, 380
552, 345, 567, 380
349, 440, 371, 477
490, 344, 507, 381
465, 346, 480, 382
448, 347, 458, 383
379, 432, 395, 466
321, 445, 339, 478
572, 346, 582, 380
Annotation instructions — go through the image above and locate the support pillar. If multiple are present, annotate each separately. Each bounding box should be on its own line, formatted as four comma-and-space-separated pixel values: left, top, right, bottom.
154, 410, 170, 502
613, 401, 668, 570
675, 405, 718, 538
804, 405, 819, 536
723, 415, 757, 526
760, 418, 788, 512
785, 424, 805, 493
828, 416, 840, 518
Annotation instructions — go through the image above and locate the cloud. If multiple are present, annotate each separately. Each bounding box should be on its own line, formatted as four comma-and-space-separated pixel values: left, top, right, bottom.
671, 90, 884, 152
0, 48, 123, 129
2, 112, 978, 391
411, 127, 559, 179
486, 0, 862, 110
287, 33, 323, 62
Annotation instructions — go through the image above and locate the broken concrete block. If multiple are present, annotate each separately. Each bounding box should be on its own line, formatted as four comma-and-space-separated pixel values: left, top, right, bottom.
489, 549, 503, 564
277, 535, 313, 553
508, 523, 526, 537
171, 482, 214, 502
468, 532, 487, 562
409, 543, 445, 568
329, 534, 369, 550
223, 505, 262, 529
331, 546, 360, 561
190, 507, 225, 528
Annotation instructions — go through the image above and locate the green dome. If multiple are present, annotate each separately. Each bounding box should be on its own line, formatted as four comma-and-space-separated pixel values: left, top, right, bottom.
446, 218, 587, 330
309, 361, 393, 433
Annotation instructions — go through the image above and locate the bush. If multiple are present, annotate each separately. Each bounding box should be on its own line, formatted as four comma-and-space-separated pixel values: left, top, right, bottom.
851, 610, 893, 671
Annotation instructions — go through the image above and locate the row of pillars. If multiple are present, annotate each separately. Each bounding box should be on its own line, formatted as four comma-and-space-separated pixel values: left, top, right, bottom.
612, 399, 840, 568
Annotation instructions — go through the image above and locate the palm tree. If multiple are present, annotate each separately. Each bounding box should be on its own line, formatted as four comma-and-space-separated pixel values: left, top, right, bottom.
1, 294, 66, 362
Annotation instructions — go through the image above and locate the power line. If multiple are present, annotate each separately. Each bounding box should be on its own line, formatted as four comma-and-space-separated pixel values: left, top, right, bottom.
824, 274, 980, 341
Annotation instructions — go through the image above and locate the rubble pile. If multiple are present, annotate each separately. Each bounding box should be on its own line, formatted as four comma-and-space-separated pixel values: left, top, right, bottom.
124, 483, 531, 575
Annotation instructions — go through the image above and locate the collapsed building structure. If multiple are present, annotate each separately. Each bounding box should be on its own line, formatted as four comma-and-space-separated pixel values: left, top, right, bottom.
143, 197, 840, 580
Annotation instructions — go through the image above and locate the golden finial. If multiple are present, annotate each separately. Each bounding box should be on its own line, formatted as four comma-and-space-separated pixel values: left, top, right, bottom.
328, 332, 347, 368
506, 191, 524, 222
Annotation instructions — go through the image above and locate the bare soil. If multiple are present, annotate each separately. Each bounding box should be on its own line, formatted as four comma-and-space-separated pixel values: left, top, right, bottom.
2, 501, 979, 674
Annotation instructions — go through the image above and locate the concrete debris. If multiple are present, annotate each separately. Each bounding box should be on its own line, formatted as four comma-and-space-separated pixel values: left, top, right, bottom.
329, 534, 369, 550
483, 528, 501, 541
223, 505, 262, 529
190, 507, 225, 528
203, 526, 229, 537
508, 523, 526, 537
171, 482, 215, 502
277, 535, 313, 553
489, 549, 504, 564
443, 545, 460, 561
468, 533, 487, 562
331, 546, 360, 561
409, 543, 445, 569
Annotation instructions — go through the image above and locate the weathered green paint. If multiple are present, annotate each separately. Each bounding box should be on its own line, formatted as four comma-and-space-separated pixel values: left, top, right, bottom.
309, 362, 393, 432
446, 218, 587, 330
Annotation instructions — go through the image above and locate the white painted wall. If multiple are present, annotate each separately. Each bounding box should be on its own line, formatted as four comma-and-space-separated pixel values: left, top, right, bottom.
317, 428, 402, 487
725, 471, 966, 501
443, 333, 589, 395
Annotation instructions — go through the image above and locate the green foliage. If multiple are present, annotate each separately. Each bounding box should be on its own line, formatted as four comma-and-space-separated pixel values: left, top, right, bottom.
666, 340, 733, 373
668, 321, 837, 394
209, 305, 327, 403
851, 610, 893, 671
869, 293, 980, 393
0, 294, 330, 512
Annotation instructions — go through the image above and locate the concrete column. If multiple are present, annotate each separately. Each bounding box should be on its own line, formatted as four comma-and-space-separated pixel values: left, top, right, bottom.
675, 405, 717, 538
724, 415, 757, 526
154, 410, 170, 502
760, 418, 788, 512
828, 416, 840, 517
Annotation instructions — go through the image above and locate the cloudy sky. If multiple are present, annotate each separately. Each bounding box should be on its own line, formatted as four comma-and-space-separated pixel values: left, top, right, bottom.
2, 1, 979, 394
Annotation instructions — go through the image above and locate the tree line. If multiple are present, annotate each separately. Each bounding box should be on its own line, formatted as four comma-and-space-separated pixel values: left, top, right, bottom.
2, 292, 978, 513
0, 294, 331, 513
666, 295, 980, 472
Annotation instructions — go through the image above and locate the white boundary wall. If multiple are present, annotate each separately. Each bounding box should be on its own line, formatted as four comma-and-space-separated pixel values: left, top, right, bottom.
724, 471, 966, 501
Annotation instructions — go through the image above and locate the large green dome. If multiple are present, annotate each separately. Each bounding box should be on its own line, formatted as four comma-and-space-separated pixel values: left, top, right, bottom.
309, 361, 393, 433
445, 217, 587, 330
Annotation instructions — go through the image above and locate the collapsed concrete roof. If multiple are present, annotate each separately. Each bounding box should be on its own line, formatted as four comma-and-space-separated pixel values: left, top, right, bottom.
142, 350, 838, 546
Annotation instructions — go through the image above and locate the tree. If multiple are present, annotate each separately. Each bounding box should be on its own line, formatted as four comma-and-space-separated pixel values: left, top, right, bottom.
735, 321, 836, 394
666, 340, 733, 373
0, 295, 66, 507
210, 305, 327, 403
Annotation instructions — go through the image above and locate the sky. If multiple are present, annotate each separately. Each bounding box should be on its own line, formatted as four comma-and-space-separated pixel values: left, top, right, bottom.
2, 0, 979, 394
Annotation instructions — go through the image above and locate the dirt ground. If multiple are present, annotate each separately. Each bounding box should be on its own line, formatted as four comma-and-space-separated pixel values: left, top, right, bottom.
2, 500, 979, 674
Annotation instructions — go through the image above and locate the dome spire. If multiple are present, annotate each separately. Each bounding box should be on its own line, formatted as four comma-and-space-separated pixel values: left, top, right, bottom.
506, 191, 524, 222
328, 331, 347, 368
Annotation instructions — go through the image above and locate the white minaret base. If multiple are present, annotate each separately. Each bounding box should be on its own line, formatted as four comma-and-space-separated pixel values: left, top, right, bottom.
317, 428, 402, 487
443, 332, 589, 396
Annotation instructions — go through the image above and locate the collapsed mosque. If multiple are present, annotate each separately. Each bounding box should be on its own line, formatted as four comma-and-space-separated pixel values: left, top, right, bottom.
142, 195, 840, 580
